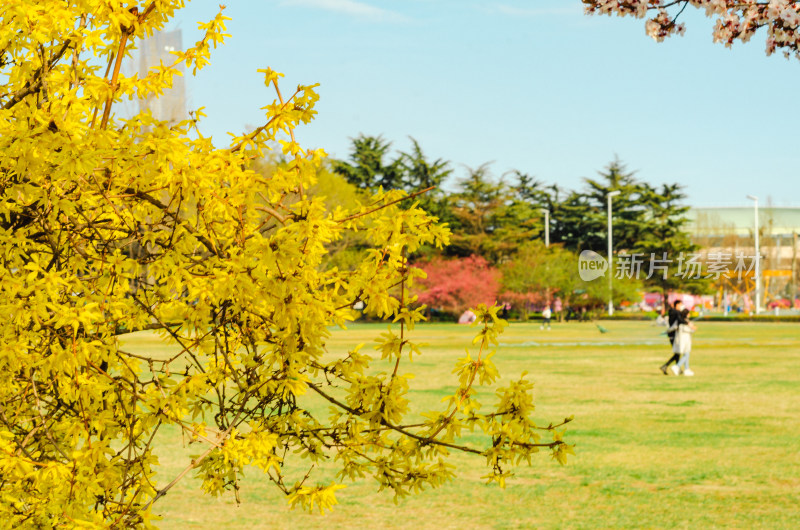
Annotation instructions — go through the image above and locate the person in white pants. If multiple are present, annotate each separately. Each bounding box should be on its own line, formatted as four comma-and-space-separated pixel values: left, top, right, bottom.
669, 308, 696, 376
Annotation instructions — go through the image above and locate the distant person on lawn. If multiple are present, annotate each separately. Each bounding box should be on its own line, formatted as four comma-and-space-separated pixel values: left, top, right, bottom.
458, 309, 477, 325
672, 308, 696, 376
541, 305, 552, 330
660, 300, 686, 374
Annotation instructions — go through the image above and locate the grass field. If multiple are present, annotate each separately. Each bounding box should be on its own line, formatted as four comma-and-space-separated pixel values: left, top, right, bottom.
122, 321, 800, 529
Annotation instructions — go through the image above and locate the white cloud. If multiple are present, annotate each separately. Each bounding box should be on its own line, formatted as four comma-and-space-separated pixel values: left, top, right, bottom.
281, 0, 410, 21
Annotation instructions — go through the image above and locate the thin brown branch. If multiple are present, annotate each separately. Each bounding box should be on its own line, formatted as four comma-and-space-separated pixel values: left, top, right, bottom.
255, 205, 288, 225
228, 86, 302, 153
125, 188, 226, 258
307, 382, 485, 456
143, 407, 245, 511
99, 33, 129, 130
98, 2, 158, 129
3, 39, 73, 110
30, 374, 70, 461
335, 186, 435, 223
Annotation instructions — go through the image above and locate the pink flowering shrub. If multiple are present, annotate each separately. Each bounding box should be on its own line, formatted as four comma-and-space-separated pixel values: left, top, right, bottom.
413, 255, 500, 315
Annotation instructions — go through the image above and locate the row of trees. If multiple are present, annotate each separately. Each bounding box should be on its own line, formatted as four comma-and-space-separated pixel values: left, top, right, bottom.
329, 135, 707, 317
413, 245, 642, 320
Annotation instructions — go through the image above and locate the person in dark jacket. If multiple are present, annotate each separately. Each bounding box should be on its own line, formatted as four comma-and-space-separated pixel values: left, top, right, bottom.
660, 300, 687, 374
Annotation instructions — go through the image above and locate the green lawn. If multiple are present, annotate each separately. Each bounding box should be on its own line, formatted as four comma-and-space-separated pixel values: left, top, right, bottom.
124, 321, 800, 529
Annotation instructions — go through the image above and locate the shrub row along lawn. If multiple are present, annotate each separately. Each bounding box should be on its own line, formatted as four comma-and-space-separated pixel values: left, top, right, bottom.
122, 321, 800, 529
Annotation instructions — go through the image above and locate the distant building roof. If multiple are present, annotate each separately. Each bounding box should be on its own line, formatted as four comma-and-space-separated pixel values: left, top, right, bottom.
687, 207, 800, 238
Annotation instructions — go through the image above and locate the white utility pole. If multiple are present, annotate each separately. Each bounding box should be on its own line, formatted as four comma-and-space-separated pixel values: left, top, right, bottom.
540, 208, 550, 248
607, 190, 621, 316
746, 195, 761, 315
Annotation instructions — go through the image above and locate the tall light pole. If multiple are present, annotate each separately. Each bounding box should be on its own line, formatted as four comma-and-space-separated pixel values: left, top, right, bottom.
540, 208, 550, 248
746, 195, 761, 314
607, 190, 621, 316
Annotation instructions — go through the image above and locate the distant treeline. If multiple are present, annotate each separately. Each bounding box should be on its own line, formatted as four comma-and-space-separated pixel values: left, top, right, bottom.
258, 134, 710, 318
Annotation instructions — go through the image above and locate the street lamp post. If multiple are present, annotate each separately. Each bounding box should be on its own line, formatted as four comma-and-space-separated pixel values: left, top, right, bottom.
607, 190, 621, 316
540, 208, 550, 248
746, 195, 761, 315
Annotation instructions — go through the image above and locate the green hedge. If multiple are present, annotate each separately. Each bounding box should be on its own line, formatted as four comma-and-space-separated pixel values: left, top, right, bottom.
599, 313, 800, 323
596, 313, 653, 321
691, 314, 800, 323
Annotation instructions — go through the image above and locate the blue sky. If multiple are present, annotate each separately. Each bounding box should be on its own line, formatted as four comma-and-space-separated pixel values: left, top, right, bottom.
164, 1, 800, 207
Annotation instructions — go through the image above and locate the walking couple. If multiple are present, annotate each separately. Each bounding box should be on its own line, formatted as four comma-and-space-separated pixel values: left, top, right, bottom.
660, 299, 696, 376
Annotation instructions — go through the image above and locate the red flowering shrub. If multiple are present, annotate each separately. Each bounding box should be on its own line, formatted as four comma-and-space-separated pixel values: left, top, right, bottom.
413, 255, 500, 315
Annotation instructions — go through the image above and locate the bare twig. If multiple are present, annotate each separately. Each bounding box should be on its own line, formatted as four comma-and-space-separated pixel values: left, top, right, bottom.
335, 187, 435, 223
